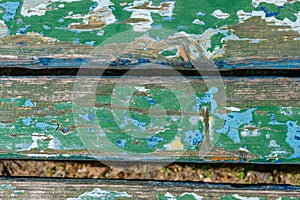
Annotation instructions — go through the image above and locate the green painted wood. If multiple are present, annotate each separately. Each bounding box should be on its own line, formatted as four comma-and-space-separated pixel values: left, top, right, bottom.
0, 178, 299, 199
0, 77, 299, 163
0, 0, 299, 70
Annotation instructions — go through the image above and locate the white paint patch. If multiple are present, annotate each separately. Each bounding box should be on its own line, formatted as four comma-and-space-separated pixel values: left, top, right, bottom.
129, 9, 152, 32
125, 0, 175, 32
232, 194, 261, 200
241, 129, 261, 137
28, 133, 61, 150
68, 0, 116, 31
194, 28, 216, 58
269, 140, 280, 148
67, 188, 132, 200
171, 116, 180, 121
134, 86, 149, 92
162, 192, 204, 200
267, 150, 288, 159
224, 107, 241, 112
164, 192, 175, 199
93, 0, 116, 25
0, 20, 8, 38
97, 30, 104, 36
251, 0, 298, 7
193, 19, 205, 25
21, 0, 81, 17
211, 9, 230, 19
120, 2, 127, 6
180, 193, 204, 200
239, 147, 250, 152
21, 153, 73, 158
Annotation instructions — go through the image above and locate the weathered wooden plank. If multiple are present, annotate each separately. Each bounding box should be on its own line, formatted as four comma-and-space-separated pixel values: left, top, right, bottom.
0, 0, 299, 70
0, 178, 299, 199
0, 76, 299, 163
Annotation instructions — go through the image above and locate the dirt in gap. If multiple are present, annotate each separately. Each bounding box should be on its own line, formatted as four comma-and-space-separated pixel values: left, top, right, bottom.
0, 160, 299, 185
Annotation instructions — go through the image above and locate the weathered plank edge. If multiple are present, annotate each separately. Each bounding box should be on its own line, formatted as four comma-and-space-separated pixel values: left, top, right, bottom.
0, 177, 299, 199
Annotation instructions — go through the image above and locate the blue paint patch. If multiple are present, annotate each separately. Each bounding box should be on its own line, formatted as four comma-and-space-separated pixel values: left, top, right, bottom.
110, 59, 131, 66
0, 2, 19, 21
196, 11, 206, 16
146, 136, 164, 148
286, 121, 300, 158
269, 114, 283, 125
43, 25, 51, 30
185, 129, 203, 150
70, 188, 131, 199
89, 2, 98, 11
17, 25, 30, 34
151, 24, 162, 30
142, 96, 156, 105
16, 18, 22, 24
39, 58, 52, 66
131, 118, 146, 132
216, 108, 256, 143
36, 122, 49, 130
193, 87, 218, 112
73, 38, 80, 44
24, 99, 35, 107
119, 111, 147, 132
177, 25, 188, 30
260, 6, 279, 17
36, 123, 57, 131
22, 117, 32, 126
136, 58, 151, 65
38, 57, 87, 67
116, 139, 127, 148
15, 143, 30, 150
85, 41, 95, 46
62, 127, 69, 133
79, 113, 95, 122
162, 16, 174, 21
119, 111, 128, 129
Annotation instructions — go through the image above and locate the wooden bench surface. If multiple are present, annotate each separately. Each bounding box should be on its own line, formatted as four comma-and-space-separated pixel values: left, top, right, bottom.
0, 0, 298, 164
0, 0, 299, 198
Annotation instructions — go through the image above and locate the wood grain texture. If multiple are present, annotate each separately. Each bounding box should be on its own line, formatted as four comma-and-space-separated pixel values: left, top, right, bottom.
0, 76, 299, 163
0, 177, 299, 199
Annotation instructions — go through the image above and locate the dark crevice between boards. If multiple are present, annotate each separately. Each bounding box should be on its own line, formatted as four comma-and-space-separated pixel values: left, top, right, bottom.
0, 159, 299, 185
1, 67, 300, 77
